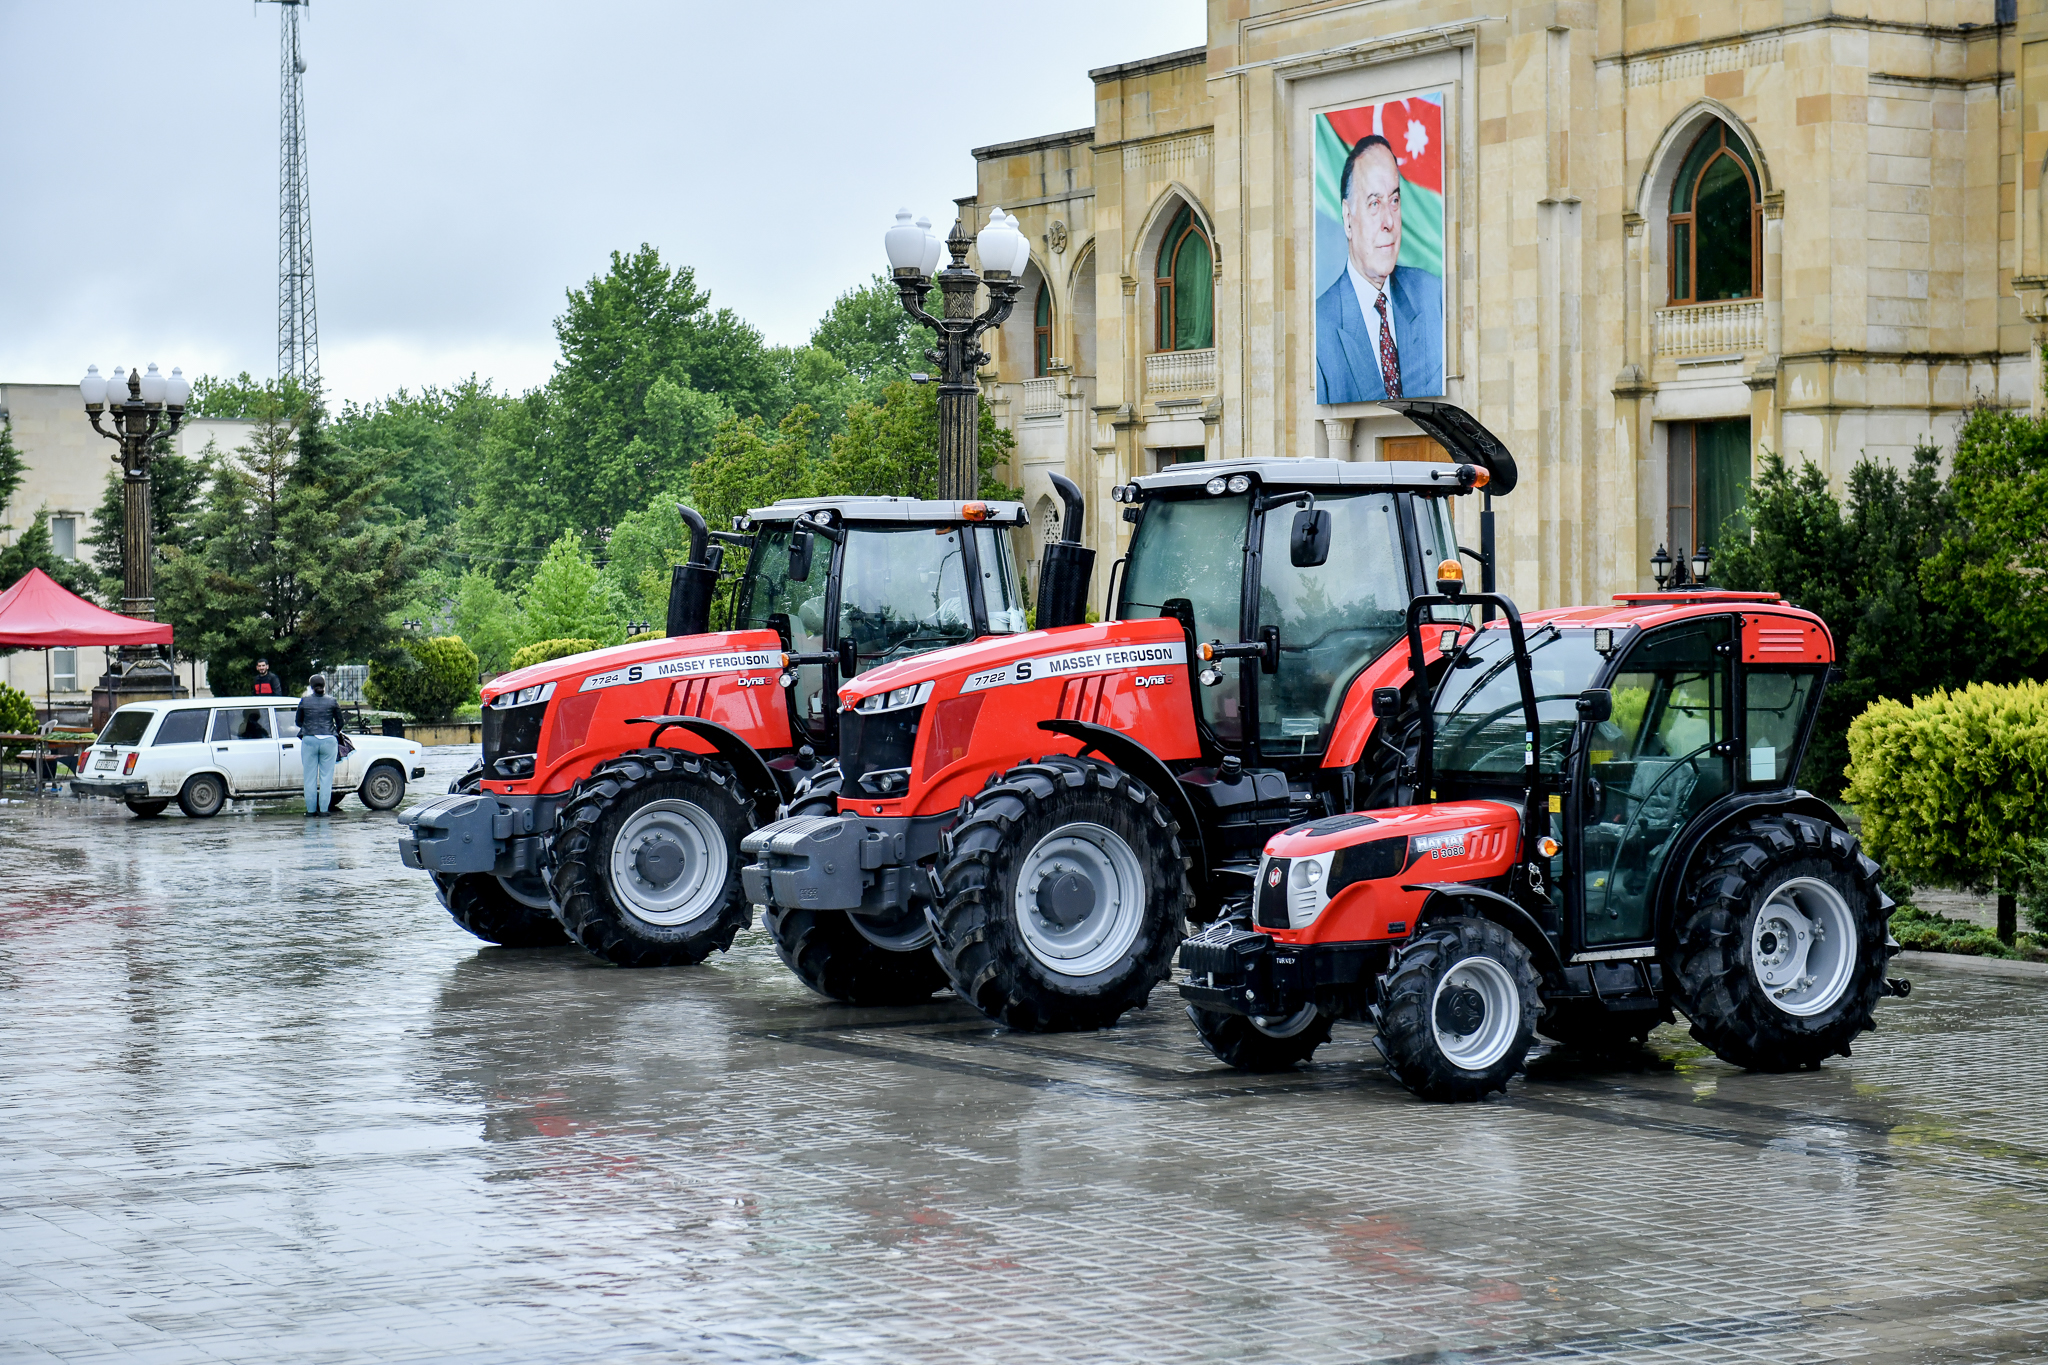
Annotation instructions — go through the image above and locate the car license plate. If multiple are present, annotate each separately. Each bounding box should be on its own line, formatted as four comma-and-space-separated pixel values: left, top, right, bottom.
94, 757, 116, 770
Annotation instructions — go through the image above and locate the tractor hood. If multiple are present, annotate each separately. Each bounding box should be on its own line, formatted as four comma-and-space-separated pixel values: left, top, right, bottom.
484, 629, 785, 705
835, 618, 1187, 710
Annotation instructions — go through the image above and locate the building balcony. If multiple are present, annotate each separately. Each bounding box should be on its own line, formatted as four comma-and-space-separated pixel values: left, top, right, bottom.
1143, 347, 1217, 399
1654, 300, 1764, 358
1020, 376, 1064, 418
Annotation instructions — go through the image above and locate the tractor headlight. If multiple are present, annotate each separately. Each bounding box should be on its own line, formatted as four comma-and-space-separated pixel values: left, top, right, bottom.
490, 682, 555, 708
1205, 476, 1227, 495
1226, 474, 1251, 494
856, 680, 933, 713
1289, 853, 1334, 927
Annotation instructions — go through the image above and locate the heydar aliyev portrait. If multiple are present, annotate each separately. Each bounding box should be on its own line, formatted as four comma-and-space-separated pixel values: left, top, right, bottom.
1315, 111, 1446, 405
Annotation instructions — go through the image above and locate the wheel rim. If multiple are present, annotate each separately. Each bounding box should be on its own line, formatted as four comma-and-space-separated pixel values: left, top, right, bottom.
1251, 1003, 1321, 1038
606, 798, 728, 928
1430, 953, 1521, 1070
189, 779, 220, 812
849, 901, 935, 952
1013, 820, 1147, 977
365, 769, 399, 805
1750, 876, 1857, 1017
500, 872, 553, 911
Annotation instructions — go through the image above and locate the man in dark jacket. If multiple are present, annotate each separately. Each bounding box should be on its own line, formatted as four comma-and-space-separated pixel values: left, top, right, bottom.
295, 674, 345, 815
251, 660, 283, 697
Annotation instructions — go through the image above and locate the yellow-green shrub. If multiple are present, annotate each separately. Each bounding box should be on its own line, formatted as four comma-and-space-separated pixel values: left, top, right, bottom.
1845, 680, 2048, 894
506, 638, 600, 673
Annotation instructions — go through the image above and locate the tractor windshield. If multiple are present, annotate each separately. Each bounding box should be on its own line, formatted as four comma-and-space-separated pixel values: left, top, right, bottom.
1432, 625, 1605, 780
1256, 491, 1409, 755
1120, 492, 1250, 742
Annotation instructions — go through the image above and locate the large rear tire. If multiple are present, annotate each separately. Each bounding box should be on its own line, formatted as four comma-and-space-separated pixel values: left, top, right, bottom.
1671, 813, 1891, 1071
933, 754, 1191, 1032
550, 748, 756, 968
1373, 916, 1540, 1102
764, 765, 951, 1005
1187, 1003, 1334, 1072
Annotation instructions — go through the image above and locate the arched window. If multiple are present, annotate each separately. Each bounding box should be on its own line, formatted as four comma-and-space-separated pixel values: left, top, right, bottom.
1668, 121, 1761, 304
1033, 284, 1053, 377
1154, 204, 1213, 352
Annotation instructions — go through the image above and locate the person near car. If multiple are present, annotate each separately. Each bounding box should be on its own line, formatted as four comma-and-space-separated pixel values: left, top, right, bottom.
251, 660, 283, 697
295, 674, 344, 816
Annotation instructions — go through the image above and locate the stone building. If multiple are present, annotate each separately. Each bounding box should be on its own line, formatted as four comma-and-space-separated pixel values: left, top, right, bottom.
964, 0, 2025, 611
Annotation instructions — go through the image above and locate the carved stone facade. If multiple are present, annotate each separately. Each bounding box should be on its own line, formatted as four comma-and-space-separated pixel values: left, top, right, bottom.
966, 2, 2025, 611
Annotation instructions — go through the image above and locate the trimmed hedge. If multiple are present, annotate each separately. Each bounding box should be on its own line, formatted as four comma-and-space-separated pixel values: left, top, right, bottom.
624, 629, 664, 644
1845, 680, 2048, 894
507, 637, 600, 673
0, 682, 35, 758
366, 636, 481, 723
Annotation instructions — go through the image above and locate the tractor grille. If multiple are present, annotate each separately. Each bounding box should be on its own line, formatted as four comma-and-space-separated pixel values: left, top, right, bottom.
839, 704, 922, 796
1255, 856, 1292, 929
482, 700, 548, 771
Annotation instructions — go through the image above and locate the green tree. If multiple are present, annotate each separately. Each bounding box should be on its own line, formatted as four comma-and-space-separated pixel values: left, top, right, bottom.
686, 408, 823, 537
602, 494, 697, 631
819, 380, 1019, 502
88, 441, 210, 604
451, 570, 522, 675
808, 273, 937, 395
187, 371, 312, 420
520, 533, 626, 647
366, 635, 480, 722
1922, 401, 2048, 677
508, 637, 601, 672
158, 393, 433, 688
331, 378, 519, 534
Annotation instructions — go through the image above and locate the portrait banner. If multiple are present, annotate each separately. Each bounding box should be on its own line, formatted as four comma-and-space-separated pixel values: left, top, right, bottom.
1313, 92, 1447, 405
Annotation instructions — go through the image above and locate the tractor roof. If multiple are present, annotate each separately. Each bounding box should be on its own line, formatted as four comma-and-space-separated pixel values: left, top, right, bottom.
1137, 459, 1474, 495
1522, 590, 1807, 631
748, 495, 1028, 526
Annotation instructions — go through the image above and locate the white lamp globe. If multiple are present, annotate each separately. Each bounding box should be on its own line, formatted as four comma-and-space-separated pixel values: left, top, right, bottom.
1005, 214, 1033, 275
977, 209, 1016, 276
107, 367, 128, 403
916, 216, 942, 276
166, 367, 190, 408
884, 208, 926, 274
139, 362, 167, 405
79, 365, 106, 407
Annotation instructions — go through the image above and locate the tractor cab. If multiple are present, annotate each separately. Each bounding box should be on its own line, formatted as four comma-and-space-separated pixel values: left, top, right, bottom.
730, 496, 1030, 751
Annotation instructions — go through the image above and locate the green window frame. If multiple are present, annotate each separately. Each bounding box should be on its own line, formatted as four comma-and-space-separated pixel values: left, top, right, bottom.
1153, 205, 1214, 352
1033, 284, 1053, 377
1668, 121, 1761, 305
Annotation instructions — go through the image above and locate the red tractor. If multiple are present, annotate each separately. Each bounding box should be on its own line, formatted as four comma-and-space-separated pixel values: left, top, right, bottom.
397, 494, 1044, 967
1177, 571, 1910, 1100
742, 401, 1516, 1029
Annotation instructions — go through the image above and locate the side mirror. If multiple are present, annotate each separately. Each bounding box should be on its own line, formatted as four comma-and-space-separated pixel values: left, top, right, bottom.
1290, 509, 1332, 568
1372, 687, 1402, 719
1575, 688, 1613, 724
788, 528, 814, 583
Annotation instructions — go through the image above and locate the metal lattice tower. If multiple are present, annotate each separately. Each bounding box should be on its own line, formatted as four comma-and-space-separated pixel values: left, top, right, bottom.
271, 0, 319, 388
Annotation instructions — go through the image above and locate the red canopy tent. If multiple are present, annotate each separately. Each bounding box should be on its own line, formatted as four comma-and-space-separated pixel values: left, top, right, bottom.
0, 569, 173, 723
0, 568, 173, 649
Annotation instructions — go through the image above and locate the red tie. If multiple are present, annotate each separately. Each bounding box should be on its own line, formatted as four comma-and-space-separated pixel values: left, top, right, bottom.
1375, 291, 1403, 398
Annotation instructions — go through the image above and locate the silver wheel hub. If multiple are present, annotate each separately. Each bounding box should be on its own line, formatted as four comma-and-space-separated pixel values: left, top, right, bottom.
608, 798, 727, 929
1251, 1003, 1321, 1038
1430, 954, 1520, 1071
1750, 876, 1857, 1017
1013, 821, 1147, 978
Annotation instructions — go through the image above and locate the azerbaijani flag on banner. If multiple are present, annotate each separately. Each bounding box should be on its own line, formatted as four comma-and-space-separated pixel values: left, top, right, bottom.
1314, 93, 1444, 277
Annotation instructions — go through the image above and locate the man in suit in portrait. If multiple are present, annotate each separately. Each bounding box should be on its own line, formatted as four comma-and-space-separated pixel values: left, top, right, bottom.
1316, 133, 1444, 404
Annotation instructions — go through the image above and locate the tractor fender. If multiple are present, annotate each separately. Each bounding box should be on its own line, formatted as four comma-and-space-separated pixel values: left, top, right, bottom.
1650, 788, 1847, 943
1402, 881, 1568, 980
634, 716, 786, 819
1036, 718, 1207, 885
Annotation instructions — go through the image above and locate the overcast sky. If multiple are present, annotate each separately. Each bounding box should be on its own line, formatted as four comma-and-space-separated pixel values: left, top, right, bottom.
1, 1, 1202, 409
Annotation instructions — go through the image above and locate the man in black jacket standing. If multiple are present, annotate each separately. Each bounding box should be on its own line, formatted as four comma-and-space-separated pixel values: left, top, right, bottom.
252, 660, 283, 697
295, 674, 344, 815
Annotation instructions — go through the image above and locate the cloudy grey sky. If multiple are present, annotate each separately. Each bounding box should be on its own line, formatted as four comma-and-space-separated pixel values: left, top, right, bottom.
1, 1, 1202, 408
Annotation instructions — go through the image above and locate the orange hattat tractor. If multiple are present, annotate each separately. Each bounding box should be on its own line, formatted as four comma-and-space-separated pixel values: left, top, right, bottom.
742, 401, 1519, 1030
1177, 570, 1911, 1101
397, 494, 1052, 967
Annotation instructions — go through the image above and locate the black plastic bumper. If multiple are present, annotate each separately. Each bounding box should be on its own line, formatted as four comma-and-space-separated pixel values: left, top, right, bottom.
740, 810, 948, 917
397, 790, 559, 880
69, 777, 150, 800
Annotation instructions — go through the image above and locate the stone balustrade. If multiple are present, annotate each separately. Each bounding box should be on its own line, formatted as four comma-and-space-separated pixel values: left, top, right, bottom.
1653, 300, 1765, 357
1144, 347, 1218, 397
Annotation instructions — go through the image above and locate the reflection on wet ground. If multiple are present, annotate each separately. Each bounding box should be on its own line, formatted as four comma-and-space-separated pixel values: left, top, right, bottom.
3, 747, 2046, 1363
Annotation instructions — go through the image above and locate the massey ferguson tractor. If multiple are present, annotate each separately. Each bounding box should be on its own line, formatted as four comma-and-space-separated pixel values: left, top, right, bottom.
742, 400, 1517, 1030
1176, 571, 1909, 1101
397, 493, 1044, 967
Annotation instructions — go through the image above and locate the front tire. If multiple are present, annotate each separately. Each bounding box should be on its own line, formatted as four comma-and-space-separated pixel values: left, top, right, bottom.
125, 799, 169, 818
1373, 916, 1540, 1101
358, 762, 406, 811
550, 748, 756, 968
764, 765, 951, 1005
933, 754, 1192, 1032
1671, 814, 1891, 1071
433, 872, 569, 948
178, 772, 226, 819
1187, 1003, 1334, 1072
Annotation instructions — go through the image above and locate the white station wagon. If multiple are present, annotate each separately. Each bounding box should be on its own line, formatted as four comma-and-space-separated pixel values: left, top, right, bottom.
71, 696, 428, 818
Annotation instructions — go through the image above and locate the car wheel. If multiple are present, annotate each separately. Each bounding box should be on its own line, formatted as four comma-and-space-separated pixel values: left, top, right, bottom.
177, 773, 227, 819
125, 799, 169, 818
358, 762, 406, 811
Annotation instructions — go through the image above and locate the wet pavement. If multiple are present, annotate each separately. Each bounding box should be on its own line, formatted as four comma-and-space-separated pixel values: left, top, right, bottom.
4, 745, 2048, 1364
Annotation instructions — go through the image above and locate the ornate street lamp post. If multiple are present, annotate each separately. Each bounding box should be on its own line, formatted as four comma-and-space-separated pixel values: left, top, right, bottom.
884, 207, 1032, 501
79, 362, 190, 715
